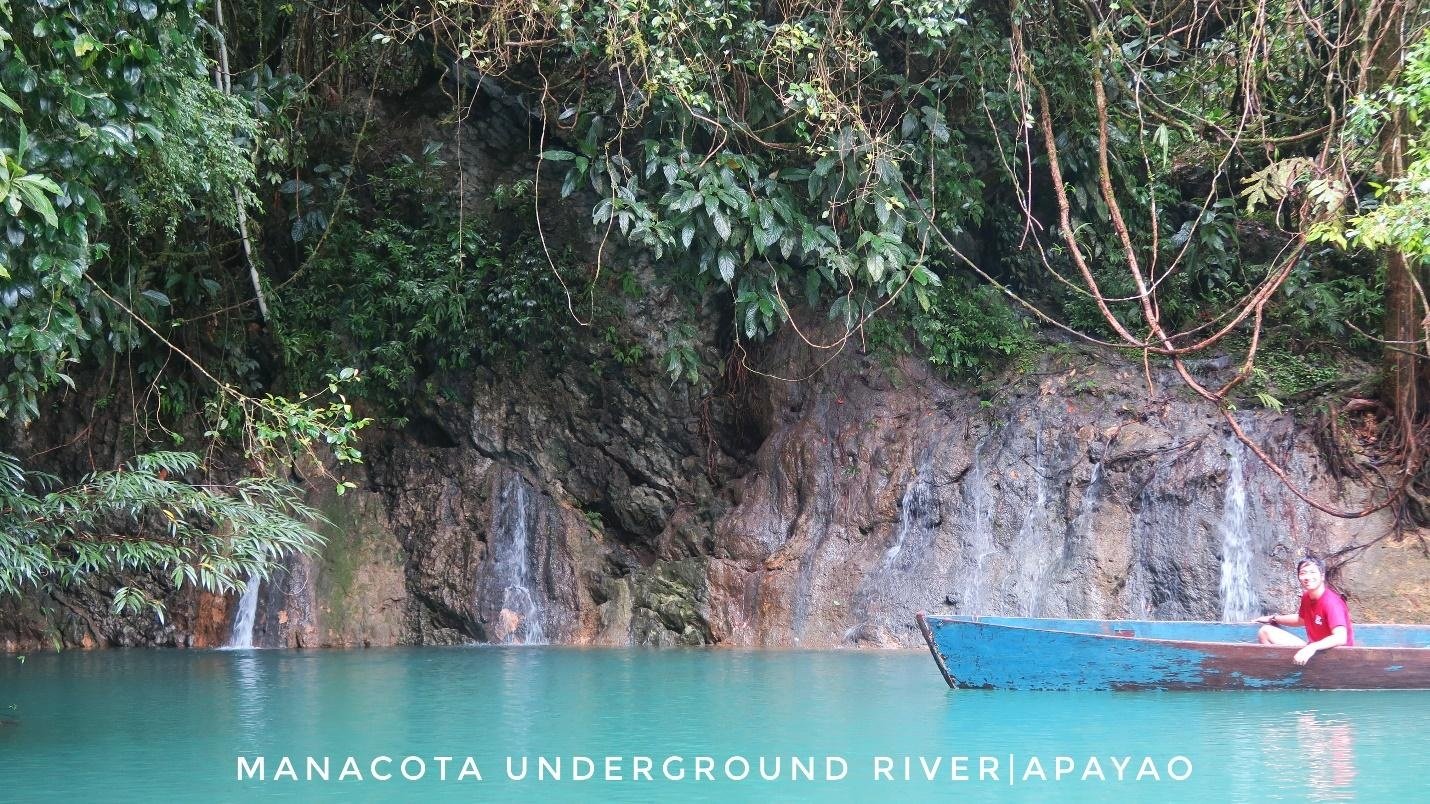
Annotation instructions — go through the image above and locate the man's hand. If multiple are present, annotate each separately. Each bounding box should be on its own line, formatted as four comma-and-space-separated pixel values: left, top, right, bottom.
1293, 645, 1317, 666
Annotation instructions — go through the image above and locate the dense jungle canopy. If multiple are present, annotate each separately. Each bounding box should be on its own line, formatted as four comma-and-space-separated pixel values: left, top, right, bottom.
1, 0, 1429, 609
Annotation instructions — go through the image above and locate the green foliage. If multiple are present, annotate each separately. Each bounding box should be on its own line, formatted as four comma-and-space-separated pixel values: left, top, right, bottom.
1245, 347, 1344, 401
118, 59, 259, 241
581, 508, 603, 531
1276, 257, 1384, 349
271, 147, 572, 408
602, 326, 646, 367
516, 0, 997, 354
0, 0, 257, 421
202, 369, 373, 490
662, 324, 702, 386
490, 178, 535, 213
911, 278, 1033, 379
862, 315, 914, 358
1336, 32, 1430, 264
0, 450, 324, 617
1057, 261, 1140, 337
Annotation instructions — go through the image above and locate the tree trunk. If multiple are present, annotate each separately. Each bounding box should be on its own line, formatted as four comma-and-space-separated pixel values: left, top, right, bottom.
1373, 6, 1419, 455
1383, 249, 1418, 433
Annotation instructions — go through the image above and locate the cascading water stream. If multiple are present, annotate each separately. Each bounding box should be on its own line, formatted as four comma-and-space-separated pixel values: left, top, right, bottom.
1012, 427, 1054, 616
225, 574, 259, 649
1075, 461, 1104, 535
1050, 458, 1107, 615
1123, 478, 1158, 619
844, 456, 936, 643
961, 440, 995, 614
1219, 437, 1257, 621
880, 464, 932, 570
488, 475, 546, 645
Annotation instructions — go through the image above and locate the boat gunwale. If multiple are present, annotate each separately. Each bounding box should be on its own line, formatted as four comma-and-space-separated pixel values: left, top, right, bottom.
925, 615, 1430, 653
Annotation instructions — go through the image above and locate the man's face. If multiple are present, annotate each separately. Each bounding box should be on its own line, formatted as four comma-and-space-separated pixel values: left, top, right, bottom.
1298, 562, 1325, 592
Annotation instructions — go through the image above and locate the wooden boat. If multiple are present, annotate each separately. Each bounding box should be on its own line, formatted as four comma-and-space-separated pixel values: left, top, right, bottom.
916, 614, 1430, 691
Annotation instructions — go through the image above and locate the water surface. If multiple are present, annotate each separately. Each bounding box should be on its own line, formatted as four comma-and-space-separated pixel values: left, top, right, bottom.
0, 648, 1417, 801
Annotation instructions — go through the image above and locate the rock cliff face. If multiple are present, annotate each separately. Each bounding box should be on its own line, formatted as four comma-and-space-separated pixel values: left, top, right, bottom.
197, 332, 1422, 650
696, 344, 1399, 647
5, 322, 1425, 652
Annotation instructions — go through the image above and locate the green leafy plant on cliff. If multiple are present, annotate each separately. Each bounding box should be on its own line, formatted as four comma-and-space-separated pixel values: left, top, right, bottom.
0, 451, 324, 620
911, 278, 1033, 379
202, 369, 373, 491
1242, 346, 1345, 409
271, 148, 573, 409
0, 0, 263, 422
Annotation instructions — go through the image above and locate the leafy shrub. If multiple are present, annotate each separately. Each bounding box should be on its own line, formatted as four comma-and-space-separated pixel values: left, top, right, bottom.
0, 451, 323, 619
0, 1, 258, 421
271, 150, 572, 409
911, 277, 1033, 379
1244, 345, 1345, 404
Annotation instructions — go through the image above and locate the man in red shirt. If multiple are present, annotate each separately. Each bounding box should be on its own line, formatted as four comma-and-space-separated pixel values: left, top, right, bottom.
1254, 556, 1354, 665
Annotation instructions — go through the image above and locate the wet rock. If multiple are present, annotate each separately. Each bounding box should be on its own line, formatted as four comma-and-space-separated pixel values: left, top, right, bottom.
629, 558, 710, 645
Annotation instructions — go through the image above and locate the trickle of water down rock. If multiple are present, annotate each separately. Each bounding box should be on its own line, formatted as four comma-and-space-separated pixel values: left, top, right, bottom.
846, 451, 939, 644
225, 574, 259, 649
1010, 425, 1056, 616
959, 438, 995, 615
483, 474, 547, 645
1218, 437, 1258, 621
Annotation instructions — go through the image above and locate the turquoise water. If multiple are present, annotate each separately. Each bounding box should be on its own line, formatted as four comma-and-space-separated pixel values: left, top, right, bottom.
0, 647, 1420, 802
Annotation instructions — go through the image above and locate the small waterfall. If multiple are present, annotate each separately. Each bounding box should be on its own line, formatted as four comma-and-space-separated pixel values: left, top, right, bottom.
1061, 459, 1105, 613
226, 574, 260, 649
487, 475, 546, 644
1075, 461, 1104, 533
961, 440, 995, 614
1219, 438, 1257, 621
1011, 427, 1055, 616
880, 464, 934, 569
847, 456, 937, 642
1123, 478, 1158, 619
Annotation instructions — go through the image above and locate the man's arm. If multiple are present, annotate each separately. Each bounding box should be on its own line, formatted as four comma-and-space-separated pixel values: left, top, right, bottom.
1293, 626, 1348, 665
1255, 613, 1304, 627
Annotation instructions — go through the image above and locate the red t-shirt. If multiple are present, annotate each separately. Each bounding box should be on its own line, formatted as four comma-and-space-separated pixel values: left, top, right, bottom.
1298, 587, 1354, 646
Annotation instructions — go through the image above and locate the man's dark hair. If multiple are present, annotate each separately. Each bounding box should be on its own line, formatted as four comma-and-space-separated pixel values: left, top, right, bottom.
1296, 556, 1326, 574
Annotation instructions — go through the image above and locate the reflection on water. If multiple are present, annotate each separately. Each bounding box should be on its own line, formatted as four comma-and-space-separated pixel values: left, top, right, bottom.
1299, 713, 1356, 800
232, 651, 266, 742
1260, 709, 1357, 801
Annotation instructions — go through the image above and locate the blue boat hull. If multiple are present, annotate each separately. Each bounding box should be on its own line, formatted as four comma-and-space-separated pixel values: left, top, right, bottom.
917, 614, 1430, 691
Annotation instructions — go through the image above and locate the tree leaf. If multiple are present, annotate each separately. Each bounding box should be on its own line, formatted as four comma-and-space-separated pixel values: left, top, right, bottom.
14, 182, 58, 228
709, 206, 731, 241
717, 251, 736, 283
865, 252, 886, 282
17, 174, 62, 194
804, 270, 821, 307
73, 34, 102, 57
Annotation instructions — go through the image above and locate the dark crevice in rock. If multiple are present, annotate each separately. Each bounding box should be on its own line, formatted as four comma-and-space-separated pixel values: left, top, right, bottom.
403, 413, 460, 449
